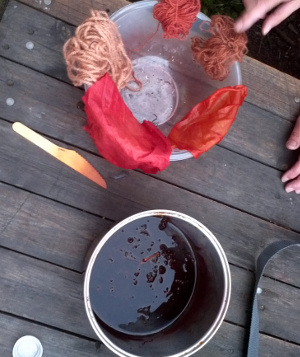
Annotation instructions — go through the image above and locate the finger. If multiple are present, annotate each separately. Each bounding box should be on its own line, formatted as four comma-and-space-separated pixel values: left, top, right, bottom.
282, 156, 300, 184
243, 0, 258, 11
235, 0, 289, 32
262, 1, 300, 35
284, 174, 300, 193
286, 115, 300, 150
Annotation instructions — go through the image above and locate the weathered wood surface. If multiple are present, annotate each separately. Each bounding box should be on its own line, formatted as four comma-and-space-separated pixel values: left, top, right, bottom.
0, 182, 113, 271
2, 310, 300, 357
19, 0, 130, 26
1, 0, 300, 356
0, 313, 115, 357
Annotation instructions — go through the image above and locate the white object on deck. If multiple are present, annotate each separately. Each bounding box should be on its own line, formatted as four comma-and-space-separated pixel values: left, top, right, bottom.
12, 336, 43, 357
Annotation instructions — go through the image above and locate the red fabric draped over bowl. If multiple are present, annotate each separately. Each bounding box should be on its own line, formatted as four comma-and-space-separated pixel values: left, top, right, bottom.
168, 85, 247, 158
83, 74, 247, 173
83, 74, 173, 174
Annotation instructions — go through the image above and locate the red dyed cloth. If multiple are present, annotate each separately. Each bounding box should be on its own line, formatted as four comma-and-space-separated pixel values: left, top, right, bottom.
168, 85, 247, 158
82, 74, 172, 174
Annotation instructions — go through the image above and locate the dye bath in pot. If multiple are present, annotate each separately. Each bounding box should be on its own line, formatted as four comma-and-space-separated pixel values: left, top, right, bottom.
89, 216, 197, 336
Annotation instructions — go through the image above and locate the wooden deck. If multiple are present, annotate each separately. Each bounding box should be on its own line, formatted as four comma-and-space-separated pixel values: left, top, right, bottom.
1, 0, 300, 356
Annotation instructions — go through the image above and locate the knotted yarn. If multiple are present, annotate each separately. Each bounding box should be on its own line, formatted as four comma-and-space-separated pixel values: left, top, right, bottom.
63, 10, 132, 89
191, 15, 248, 81
153, 0, 201, 40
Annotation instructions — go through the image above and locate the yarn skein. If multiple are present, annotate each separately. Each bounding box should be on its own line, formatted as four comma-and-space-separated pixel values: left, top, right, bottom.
191, 15, 248, 81
153, 0, 201, 40
63, 10, 133, 89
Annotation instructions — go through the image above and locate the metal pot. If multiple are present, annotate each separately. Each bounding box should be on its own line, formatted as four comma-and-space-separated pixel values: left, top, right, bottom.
84, 210, 231, 357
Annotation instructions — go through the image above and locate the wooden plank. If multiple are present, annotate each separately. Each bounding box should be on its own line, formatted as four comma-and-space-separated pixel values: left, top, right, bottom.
0, 182, 113, 271
1, 313, 300, 357
1, 248, 300, 347
0, 57, 88, 146
215, 322, 300, 357
0, 0, 74, 83
221, 100, 297, 170
229, 263, 300, 344
2, 119, 300, 277
0, 248, 94, 337
0, 313, 115, 357
258, 272, 300, 344
156, 144, 300, 232
18, 0, 130, 26
241, 56, 300, 122
2, 0, 300, 122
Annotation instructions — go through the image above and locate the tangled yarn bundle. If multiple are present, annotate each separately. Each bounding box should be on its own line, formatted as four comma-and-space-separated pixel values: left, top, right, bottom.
153, 0, 201, 40
191, 15, 248, 81
63, 10, 132, 89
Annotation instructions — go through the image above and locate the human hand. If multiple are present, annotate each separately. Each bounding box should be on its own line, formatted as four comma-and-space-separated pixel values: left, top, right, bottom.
235, 0, 300, 35
281, 115, 300, 193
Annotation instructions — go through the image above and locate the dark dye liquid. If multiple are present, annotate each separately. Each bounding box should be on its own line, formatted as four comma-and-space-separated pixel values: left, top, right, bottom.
89, 216, 196, 336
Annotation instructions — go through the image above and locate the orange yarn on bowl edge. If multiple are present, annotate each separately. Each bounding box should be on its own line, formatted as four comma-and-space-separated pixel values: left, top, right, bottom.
63, 10, 133, 90
191, 15, 248, 81
153, 0, 201, 40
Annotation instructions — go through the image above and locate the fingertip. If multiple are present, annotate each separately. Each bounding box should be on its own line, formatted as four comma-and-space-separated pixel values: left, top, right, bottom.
234, 20, 243, 33
281, 175, 289, 183
262, 25, 270, 36
285, 186, 294, 193
286, 139, 300, 150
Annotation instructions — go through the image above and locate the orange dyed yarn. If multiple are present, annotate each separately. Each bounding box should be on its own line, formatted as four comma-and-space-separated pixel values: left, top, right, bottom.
153, 0, 201, 40
63, 10, 132, 89
191, 15, 248, 81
